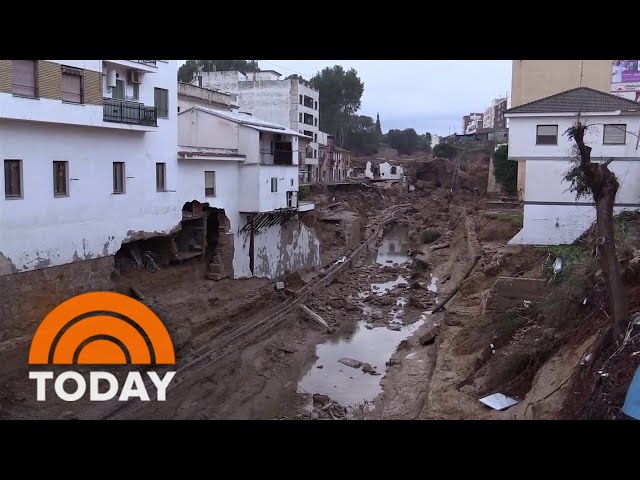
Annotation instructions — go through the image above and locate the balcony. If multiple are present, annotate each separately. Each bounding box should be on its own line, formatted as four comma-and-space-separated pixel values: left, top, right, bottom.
103, 98, 157, 127
104, 60, 158, 73
130, 60, 157, 67
260, 149, 295, 166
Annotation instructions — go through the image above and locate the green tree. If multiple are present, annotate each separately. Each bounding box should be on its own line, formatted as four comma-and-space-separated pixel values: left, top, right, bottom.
419, 132, 432, 152
385, 128, 420, 155
344, 115, 379, 155
492, 144, 516, 194
375, 114, 382, 134
310, 66, 364, 146
433, 143, 457, 160
178, 60, 260, 83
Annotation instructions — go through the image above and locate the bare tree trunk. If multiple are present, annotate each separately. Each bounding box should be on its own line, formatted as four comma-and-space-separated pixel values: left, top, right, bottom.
572, 123, 628, 343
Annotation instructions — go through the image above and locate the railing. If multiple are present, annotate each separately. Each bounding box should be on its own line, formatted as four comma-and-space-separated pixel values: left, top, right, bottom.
130, 60, 157, 67
103, 98, 157, 127
260, 149, 294, 165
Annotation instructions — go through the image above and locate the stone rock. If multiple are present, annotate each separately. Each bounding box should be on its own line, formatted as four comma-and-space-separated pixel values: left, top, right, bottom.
365, 324, 374, 330
445, 315, 463, 327
312, 394, 331, 407
386, 260, 394, 264
344, 303, 357, 311
387, 324, 402, 331
383, 266, 398, 274
362, 363, 381, 375
311, 411, 320, 420
378, 296, 396, 306
338, 358, 364, 369
419, 324, 439, 345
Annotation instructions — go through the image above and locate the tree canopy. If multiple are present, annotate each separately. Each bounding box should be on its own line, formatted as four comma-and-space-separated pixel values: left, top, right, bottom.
178, 60, 260, 83
433, 143, 457, 160
310, 66, 364, 146
343, 115, 379, 155
492, 144, 516, 194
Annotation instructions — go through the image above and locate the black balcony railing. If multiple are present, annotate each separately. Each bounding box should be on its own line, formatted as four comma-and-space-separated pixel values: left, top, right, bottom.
103, 98, 157, 127
130, 60, 157, 67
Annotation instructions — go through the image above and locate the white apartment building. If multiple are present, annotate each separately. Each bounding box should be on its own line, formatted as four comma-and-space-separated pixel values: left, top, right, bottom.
465, 114, 484, 134
505, 87, 640, 245
192, 70, 321, 184
177, 102, 319, 279
0, 60, 179, 275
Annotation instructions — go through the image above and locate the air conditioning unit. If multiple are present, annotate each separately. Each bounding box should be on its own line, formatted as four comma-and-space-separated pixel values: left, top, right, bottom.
128, 70, 141, 84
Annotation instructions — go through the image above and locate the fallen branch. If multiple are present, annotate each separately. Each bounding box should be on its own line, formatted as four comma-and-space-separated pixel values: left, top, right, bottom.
300, 304, 335, 333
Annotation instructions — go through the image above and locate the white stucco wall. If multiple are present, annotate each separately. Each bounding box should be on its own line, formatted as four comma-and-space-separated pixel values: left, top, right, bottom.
178, 160, 319, 279
0, 61, 179, 274
178, 109, 239, 150
507, 115, 640, 160
507, 113, 640, 245
234, 214, 321, 279
365, 161, 404, 180
509, 204, 632, 245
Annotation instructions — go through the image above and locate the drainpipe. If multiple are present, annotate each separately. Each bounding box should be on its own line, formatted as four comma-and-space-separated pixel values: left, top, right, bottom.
249, 215, 255, 275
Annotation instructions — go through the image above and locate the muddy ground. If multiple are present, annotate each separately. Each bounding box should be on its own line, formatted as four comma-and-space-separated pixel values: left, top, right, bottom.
7, 150, 636, 421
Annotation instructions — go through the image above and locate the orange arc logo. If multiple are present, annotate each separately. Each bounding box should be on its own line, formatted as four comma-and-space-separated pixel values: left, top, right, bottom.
29, 292, 175, 365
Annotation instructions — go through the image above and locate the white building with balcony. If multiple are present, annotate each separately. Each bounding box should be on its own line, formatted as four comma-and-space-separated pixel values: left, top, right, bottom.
177, 105, 319, 279
191, 70, 321, 184
0, 60, 179, 275
505, 87, 640, 245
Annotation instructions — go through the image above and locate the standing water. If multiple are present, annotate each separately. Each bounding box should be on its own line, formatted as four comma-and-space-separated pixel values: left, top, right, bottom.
298, 223, 429, 411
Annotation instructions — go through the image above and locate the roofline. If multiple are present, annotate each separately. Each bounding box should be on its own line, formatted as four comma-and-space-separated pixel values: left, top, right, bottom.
505, 111, 624, 118
505, 86, 640, 115
180, 105, 294, 131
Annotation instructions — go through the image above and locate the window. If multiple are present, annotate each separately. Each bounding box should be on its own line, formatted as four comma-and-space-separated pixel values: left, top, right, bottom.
313, 149, 317, 159
4, 160, 22, 199
314, 117, 318, 127
603, 124, 626, 144
314, 134, 317, 142
299, 112, 303, 122
299, 94, 303, 105
53, 161, 68, 197
536, 125, 558, 145
271, 177, 278, 192
314, 101, 318, 110
132, 83, 139, 101
113, 162, 125, 194
390, 166, 397, 174
61, 66, 83, 104
12, 60, 36, 97
205, 171, 215, 196
154, 88, 169, 118
290, 178, 294, 187
156, 163, 166, 192
112, 79, 125, 100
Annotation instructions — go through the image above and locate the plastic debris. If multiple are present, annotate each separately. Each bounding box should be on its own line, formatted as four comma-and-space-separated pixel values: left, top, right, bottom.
553, 257, 563, 273
523, 300, 532, 309
583, 297, 588, 305
275, 281, 285, 290
479, 393, 518, 411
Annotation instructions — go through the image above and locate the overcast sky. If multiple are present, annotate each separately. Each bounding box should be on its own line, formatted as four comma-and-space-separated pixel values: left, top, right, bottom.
179, 60, 512, 137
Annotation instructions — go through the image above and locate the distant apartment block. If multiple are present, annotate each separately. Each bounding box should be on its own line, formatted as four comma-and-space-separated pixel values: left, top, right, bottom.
462, 112, 484, 133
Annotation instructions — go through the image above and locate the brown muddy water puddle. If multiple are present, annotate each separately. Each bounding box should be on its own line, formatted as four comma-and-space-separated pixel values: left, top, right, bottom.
297, 223, 437, 413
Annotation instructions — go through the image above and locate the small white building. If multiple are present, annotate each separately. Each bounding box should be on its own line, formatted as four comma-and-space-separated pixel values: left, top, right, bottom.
192, 70, 321, 184
177, 105, 319, 279
365, 161, 404, 181
505, 87, 640, 245
0, 60, 179, 275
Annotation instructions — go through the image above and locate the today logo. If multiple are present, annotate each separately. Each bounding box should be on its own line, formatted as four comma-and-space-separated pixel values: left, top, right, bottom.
28, 291, 176, 402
